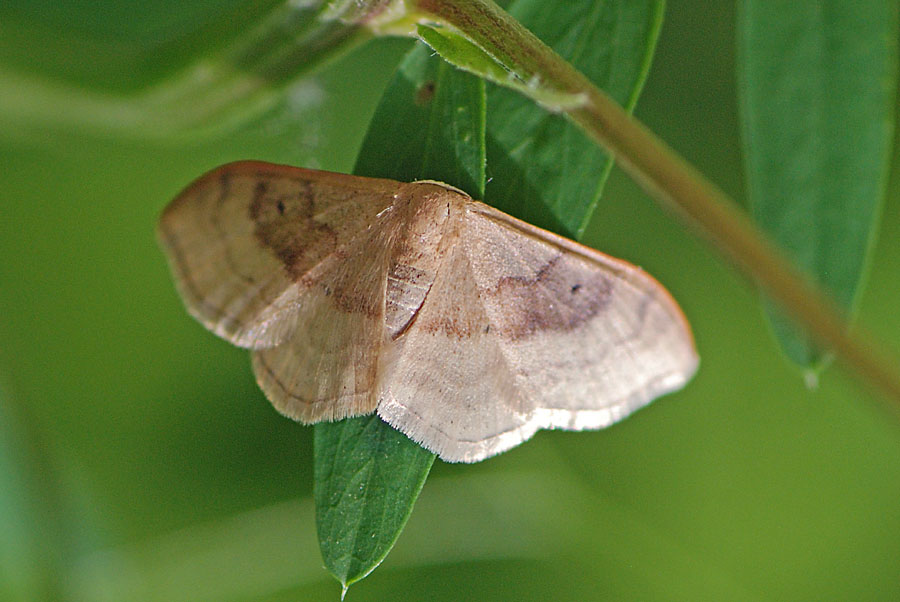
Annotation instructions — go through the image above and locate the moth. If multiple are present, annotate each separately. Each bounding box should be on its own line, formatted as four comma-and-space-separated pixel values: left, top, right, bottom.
158, 161, 698, 462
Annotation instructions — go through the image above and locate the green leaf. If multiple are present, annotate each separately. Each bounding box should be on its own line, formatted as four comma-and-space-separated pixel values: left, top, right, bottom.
417, 24, 588, 110
353, 43, 487, 195
0, 3, 370, 137
314, 415, 434, 589
738, 1, 899, 368
314, 42, 486, 589
484, 0, 665, 237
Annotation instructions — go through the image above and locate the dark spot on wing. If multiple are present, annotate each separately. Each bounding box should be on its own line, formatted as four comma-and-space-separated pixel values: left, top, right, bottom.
247, 180, 269, 221
250, 176, 340, 282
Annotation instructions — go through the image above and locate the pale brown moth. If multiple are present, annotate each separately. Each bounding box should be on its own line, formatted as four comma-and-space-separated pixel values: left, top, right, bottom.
158, 161, 698, 462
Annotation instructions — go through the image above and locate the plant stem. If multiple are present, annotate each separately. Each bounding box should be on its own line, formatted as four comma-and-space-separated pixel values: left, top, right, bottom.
410, 0, 900, 409
0, 4, 370, 137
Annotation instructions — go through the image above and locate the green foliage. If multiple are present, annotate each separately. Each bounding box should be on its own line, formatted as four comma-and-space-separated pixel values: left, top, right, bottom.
738, 1, 898, 368
314, 415, 435, 588
2, 1, 900, 600
353, 45, 487, 195
0, 2, 370, 136
417, 25, 587, 112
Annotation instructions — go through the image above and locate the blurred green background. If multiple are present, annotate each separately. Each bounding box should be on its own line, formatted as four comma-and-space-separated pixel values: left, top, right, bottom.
2, 1, 900, 600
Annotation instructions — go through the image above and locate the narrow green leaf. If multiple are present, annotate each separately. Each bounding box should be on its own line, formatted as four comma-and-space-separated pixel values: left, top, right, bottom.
314, 415, 434, 589
416, 25, 514, 88
738, 1, 898, 368
484, 0, 665, 237
417, 24, 588, 110
0, 3, 370, 137
353, 43, 487, 195
314, 42, 486, 588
